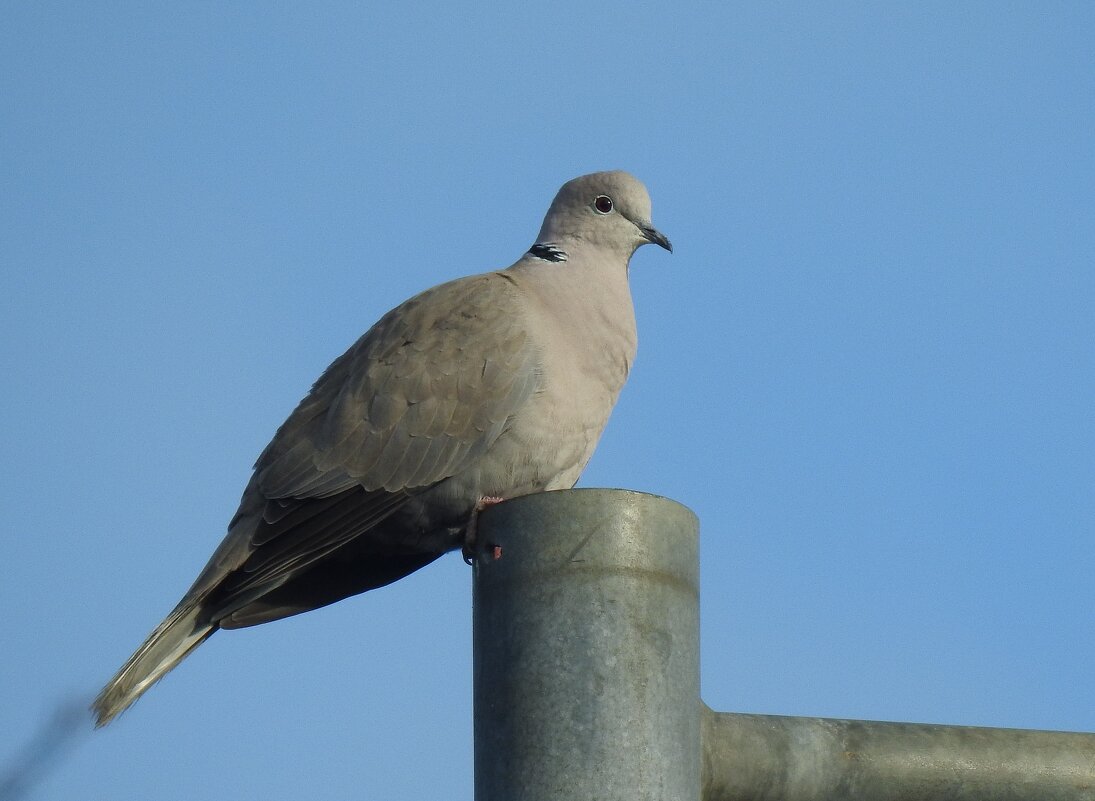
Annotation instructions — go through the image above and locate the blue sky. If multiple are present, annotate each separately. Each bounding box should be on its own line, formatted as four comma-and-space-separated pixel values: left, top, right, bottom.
2, 3, 1093, 799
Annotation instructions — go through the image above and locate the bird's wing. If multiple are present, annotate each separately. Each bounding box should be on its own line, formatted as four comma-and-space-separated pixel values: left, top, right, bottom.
188, 271, 540, 611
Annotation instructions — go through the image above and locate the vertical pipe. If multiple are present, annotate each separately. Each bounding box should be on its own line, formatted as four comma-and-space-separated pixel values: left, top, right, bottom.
472, 489, 701, 801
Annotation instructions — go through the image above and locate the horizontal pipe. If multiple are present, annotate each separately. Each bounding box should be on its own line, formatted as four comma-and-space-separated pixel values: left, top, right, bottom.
702, 705, 1095, 801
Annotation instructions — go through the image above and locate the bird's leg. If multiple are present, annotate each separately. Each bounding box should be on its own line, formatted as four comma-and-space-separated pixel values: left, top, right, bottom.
462, 496, 505, 564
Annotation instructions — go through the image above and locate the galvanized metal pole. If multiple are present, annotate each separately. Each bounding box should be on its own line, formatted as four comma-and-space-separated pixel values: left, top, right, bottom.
471, 488, 1095, 801
701, 706, 1095, 801
472, 489, 701, 801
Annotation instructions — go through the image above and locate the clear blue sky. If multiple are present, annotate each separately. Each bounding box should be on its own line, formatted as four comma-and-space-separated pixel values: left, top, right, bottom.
2, 3, 1093, 799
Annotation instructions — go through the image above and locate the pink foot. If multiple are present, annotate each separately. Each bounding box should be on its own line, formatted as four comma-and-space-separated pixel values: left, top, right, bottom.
462, 496, 506, 564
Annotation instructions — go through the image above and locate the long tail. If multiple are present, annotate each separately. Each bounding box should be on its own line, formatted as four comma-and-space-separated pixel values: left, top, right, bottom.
92, 601, 215, 727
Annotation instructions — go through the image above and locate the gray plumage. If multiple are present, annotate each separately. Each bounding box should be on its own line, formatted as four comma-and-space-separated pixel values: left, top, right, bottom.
93, 170, 671, 726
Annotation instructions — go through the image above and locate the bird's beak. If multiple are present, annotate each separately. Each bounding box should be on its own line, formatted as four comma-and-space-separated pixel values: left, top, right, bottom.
638, 222, 673, 253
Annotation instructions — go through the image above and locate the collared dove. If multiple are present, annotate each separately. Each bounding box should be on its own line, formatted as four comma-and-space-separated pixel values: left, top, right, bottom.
93, 170, 671, 726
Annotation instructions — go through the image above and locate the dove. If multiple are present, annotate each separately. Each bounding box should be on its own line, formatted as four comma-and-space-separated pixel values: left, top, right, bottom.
93, 170, 671, 726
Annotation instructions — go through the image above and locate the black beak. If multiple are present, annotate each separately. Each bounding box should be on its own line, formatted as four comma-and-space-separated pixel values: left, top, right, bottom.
639, 222, 673, 253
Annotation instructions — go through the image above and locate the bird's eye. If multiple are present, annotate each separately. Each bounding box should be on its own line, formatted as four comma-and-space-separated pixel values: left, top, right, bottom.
593, 195, 614, 214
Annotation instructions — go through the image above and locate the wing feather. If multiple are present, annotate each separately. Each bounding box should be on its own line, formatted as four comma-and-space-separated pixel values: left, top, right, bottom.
186, 271, 539, 621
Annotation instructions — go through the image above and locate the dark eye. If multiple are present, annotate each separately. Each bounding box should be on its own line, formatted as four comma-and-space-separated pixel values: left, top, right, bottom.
593, 195, 614, 214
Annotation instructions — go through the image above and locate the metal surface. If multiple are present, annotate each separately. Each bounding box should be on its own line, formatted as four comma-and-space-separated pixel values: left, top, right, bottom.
470, 488, 1095, 800
472, 489, 701, 801
702, 706, 1095, 801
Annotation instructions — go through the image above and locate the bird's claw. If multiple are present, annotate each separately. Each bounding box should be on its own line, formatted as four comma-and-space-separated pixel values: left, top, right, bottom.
463, 496, 506, 564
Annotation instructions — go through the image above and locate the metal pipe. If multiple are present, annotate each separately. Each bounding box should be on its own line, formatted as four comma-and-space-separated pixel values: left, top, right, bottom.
472, 489, 701, 801
702, 706, 1095, 801
470, 488, 1095, 800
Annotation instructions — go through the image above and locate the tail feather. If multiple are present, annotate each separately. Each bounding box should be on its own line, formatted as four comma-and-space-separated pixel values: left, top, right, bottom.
92, 602, 215, 727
